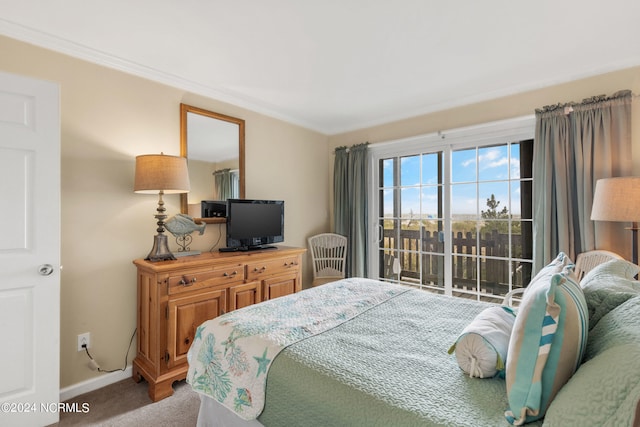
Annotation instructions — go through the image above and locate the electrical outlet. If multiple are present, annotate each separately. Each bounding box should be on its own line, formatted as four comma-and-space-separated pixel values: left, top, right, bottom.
77, 332, 90, 352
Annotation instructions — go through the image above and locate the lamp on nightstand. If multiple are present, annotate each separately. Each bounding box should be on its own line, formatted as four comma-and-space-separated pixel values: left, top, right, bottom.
591, 177, 640, 265
134, 153, 190, 261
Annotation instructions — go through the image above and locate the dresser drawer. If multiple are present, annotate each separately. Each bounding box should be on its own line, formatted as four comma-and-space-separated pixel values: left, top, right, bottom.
246, 256, 300, 281
168, 263, 245, 295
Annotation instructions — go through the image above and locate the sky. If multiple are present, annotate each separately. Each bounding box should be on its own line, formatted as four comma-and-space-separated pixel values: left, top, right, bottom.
382, 143, 527, 217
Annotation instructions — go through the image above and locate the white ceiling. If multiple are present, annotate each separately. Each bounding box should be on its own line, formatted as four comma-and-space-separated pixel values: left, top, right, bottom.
1, 1, 639, 135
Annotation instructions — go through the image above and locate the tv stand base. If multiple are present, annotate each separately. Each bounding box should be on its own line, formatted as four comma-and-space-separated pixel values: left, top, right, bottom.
219, 245, 278, 252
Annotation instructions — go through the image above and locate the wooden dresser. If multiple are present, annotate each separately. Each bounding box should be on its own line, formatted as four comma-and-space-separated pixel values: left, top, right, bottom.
132, 246, 306, 401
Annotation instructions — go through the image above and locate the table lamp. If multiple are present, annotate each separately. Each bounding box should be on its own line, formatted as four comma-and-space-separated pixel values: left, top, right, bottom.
590, 176, 640, 265
134, 153, 190, 261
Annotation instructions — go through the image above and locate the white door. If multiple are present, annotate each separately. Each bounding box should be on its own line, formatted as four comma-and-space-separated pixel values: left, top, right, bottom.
0, 71, 60, 426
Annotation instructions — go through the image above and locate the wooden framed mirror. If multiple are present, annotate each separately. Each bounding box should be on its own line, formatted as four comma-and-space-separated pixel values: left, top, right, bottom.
179, 104, 245, 224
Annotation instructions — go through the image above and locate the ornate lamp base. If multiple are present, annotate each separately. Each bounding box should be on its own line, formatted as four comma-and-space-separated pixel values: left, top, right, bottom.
146, 233, 176, 262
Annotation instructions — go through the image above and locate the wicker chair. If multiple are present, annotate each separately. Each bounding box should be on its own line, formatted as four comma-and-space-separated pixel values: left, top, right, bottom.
573, 249, 624, 281
502, 249, 625, 306
308, 233, 347, 287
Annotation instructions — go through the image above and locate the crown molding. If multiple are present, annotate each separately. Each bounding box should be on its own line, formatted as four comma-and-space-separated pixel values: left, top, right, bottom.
0, 19, 328, 135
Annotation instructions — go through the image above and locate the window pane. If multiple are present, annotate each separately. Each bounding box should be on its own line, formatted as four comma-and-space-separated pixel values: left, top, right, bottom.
510, 182, 521, 218
512, 260, 533, 289
401, 187, 420, 219
400, 223, 420, 252
452, 148, 476, 183
479, 145, 508, 182
422, 253, 444, 289
381, 158, 395, 187
422, 220, 444, 254
479, 183, 510, 219
480, 221, 510, 258
421, 186, 441, 219
380, 250, 398, 281
518, 180, 533, 220
397, 250, 420, 283
381, 218, 399, 251
515, 139, 533, 179
380, 189, 394, 218
400, 155, 420, 187
452, 254, 477, 293
421, 152, 441, 184
451, 183, 477, 216
479, 258, 510, 296
512, 220, 533, 261
452, 227, 477, 257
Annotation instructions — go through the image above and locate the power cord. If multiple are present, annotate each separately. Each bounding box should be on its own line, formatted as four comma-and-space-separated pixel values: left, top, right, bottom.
209, 223, 224, 252
82, 328, 137, 373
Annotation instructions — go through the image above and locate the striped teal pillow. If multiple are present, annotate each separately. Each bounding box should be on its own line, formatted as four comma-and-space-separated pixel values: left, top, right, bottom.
505, 267, 588, 425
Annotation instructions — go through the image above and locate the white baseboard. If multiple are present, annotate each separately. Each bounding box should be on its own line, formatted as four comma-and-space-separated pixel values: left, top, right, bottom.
59, 366, 132, 402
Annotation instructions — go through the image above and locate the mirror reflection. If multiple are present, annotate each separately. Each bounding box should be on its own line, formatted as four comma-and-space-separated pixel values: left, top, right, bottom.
180, 104, 245, 223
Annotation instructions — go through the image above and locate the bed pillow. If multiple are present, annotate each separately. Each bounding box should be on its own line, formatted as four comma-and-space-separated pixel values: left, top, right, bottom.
448, 306, 516, 378
543, 343, 640, 426
579, 259, 640, 330
544, 296, 640, 426
504, 266, 587, 425
583, 295, 640, 362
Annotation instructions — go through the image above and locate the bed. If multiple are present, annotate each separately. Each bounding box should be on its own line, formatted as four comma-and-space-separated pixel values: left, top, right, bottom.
186, 251, 640, 427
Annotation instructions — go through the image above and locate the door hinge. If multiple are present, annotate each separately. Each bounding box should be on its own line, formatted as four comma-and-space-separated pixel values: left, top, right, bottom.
164, 350, 170, 364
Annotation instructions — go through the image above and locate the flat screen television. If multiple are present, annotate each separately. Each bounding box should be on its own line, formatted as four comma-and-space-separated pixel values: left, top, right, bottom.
222, 199, 284, 251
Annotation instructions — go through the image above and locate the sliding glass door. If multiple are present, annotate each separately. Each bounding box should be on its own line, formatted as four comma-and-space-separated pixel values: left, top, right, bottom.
368, 118, 535, 302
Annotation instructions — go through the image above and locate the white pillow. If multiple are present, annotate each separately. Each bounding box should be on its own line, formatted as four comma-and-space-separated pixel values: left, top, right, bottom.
448, 306, 516, 378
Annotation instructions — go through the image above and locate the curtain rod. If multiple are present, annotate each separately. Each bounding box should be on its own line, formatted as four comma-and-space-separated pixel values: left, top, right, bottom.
536, 89, 635, 114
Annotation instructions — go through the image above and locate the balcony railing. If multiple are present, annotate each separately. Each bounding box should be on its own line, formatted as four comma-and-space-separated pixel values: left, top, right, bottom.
381, 227, 532, 298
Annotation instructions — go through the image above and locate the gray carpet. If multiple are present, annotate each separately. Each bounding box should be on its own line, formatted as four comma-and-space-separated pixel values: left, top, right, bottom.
49, 379, 200, 426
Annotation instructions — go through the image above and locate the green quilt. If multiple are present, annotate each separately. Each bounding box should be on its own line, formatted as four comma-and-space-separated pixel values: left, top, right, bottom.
258, 286, 534, 427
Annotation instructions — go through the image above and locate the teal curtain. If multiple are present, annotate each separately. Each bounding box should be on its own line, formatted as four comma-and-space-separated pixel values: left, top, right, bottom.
214, 168, 232, 200
334, 143, 368, 277
334, 147, 349, 237
532, 90, 632, 273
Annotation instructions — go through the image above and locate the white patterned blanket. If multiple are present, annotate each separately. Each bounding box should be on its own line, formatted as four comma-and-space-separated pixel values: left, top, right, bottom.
186, 278, 409, 420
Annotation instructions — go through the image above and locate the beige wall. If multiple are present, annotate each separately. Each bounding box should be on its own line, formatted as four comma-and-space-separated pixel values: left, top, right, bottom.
329, 67, 640, 256
0, 35, 329, 388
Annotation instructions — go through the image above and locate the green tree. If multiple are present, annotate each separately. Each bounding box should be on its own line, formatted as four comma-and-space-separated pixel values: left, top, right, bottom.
481, 194, 510, 235
481, 194, 509, 219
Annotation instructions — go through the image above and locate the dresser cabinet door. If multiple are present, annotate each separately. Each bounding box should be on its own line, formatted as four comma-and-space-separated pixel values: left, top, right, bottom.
166, 288, 227, 368
229, 281, 261, 311
262, 272, 299, 301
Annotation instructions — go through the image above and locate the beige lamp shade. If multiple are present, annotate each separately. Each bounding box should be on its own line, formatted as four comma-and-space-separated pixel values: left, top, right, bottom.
134, 153, 190, 194
591, 177, 640, 222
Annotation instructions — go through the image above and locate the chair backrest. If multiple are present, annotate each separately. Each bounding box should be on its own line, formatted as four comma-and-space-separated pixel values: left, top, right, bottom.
307, 233, 347, 279
574, 249, 624, 281
503, 249, 625, 307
